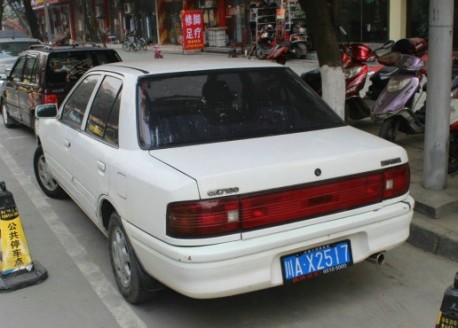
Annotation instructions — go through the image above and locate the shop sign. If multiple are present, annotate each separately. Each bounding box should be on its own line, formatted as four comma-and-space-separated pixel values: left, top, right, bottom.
32, 0, 62, 8
181, 10, 204, 51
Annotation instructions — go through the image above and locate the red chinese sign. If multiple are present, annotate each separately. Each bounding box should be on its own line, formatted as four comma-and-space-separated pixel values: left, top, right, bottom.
181, 10, 204, 51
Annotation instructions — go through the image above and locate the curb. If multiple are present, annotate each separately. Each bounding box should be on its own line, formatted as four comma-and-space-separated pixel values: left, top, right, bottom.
409, 213, 458, 262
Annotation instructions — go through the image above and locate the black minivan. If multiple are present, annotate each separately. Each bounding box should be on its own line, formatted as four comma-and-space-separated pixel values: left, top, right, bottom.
1, 45, 121, 130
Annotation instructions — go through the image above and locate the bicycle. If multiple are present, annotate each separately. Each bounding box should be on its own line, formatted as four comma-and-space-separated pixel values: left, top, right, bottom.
122, 35, 140, 52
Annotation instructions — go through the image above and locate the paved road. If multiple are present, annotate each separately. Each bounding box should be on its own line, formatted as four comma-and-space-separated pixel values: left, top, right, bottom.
0, 51, 456, 328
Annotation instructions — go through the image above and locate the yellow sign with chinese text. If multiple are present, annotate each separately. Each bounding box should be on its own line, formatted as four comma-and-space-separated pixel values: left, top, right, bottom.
0, 208, 33, 275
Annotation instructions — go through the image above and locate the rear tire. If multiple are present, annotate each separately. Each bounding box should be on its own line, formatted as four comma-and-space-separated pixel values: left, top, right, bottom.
379, 117, 400, 142
290, 43, 306, 59
255, 48, 267, 60
2, 103, 16, 128
109, 212, 159, 304
449, 132, 458, 174
33, 146, 67, 199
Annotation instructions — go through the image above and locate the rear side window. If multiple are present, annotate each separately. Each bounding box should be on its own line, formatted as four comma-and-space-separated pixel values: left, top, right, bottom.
61, 75, 100, 129
85, 76, 122, 145
46, 50, 119, 85
22, 56, 39, 84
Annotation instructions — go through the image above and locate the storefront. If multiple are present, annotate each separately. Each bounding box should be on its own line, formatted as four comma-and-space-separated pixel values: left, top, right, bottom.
32, 0, 75, 43
331, 0, 388, 43
407, 0, 458, 49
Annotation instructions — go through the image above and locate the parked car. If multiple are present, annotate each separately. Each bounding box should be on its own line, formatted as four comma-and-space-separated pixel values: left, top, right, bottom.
1, 44, 121, 130
0, 37, 41, 86
33, 58, 414, 304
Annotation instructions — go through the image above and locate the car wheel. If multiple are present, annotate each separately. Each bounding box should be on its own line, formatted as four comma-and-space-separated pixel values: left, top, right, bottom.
2, 103, 16, 128
33, 146, 67, 199
109, 212, 159, 304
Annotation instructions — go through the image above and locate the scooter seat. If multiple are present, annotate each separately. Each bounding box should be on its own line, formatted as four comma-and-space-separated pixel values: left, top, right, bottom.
301, 68, 322, 93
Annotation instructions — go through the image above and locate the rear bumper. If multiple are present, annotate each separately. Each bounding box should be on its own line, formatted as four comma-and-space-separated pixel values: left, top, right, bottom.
126, 196, 414, 299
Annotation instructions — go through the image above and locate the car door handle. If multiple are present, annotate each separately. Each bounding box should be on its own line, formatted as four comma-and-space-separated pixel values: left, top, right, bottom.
97, 160, 106, 173
64, 139, 70, 148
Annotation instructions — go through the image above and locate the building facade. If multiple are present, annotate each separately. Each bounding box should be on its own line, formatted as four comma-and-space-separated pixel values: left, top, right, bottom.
28, 0, 458, 49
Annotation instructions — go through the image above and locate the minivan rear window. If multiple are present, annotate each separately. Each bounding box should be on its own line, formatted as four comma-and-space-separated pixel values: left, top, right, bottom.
46, 50, 120, 85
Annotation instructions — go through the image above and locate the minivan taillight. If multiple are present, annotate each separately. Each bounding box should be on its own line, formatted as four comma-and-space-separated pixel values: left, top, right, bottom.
167, 164, 410, 238
42, 94, 58, 104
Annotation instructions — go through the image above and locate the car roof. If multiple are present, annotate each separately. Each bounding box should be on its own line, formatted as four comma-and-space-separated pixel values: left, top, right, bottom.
91, 57, 284, 76
0, 37, 41, 43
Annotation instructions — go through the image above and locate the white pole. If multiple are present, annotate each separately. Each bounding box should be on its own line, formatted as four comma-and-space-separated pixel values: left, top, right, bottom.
422, 0, 454, 189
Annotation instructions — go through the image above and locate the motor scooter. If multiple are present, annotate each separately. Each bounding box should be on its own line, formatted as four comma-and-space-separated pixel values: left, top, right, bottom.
371, 52, 458, 173
301, 26, 381, 121
255, 24, 307, 63
366, 38, 428, 100
283, 22, 309, 59
371, 52, 427, 141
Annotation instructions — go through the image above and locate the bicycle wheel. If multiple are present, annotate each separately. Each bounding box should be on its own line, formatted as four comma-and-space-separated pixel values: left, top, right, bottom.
122, 41, 130, 52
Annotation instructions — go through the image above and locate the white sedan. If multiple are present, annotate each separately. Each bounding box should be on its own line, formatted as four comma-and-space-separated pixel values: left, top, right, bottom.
34, 57, 414, 304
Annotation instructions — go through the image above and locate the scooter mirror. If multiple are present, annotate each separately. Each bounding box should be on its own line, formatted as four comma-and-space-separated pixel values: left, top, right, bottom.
338, 25, 347, 36
383, 40, 395, 49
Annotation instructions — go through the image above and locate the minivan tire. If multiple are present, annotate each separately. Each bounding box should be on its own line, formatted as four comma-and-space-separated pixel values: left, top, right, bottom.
2, 103, 16, 128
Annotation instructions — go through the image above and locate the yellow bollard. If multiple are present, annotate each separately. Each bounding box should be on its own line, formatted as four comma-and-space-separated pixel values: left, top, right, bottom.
0, 181, 47, 291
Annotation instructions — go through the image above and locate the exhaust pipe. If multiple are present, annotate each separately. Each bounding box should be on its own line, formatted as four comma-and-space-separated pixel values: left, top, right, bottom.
366, 252, 385, 265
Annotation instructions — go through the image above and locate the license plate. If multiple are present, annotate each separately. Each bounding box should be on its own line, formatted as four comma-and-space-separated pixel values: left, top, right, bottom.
281, 240, 353, 283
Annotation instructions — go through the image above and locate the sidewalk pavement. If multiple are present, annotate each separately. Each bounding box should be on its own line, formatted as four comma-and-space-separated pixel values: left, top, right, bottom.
117, 43, 458, 263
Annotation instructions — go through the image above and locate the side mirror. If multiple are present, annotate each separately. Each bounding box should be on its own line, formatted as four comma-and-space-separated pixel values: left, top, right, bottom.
0, 73, 7, 80
35, 104, 58, 118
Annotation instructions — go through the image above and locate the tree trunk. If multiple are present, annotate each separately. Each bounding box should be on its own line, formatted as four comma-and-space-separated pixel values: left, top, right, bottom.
299, 0, 345, 119
22, 0, 42, 39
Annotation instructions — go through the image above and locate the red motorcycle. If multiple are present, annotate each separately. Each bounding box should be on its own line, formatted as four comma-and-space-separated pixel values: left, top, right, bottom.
301, 26, 379, 121
255, 24, 308, 64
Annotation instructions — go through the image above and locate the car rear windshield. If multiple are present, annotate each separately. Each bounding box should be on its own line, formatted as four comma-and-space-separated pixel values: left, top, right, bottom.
137, 67, 345, 149
46, 50, 120, 85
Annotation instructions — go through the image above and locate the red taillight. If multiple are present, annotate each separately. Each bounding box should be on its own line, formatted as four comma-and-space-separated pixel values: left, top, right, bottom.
241, 173, 384, 230
42, 94, 58, 104
167, 198, 241, 238
167, 164, 410, 238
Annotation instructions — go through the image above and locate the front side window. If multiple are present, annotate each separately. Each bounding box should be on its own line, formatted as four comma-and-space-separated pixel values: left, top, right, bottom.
85, 76, 122, 145
137, 67, 344, 149
61, 75, 100, 129
9, 56, 26, 82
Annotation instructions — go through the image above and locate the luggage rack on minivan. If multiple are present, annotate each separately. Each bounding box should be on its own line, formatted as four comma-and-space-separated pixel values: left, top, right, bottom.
29, 43, 101, 51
